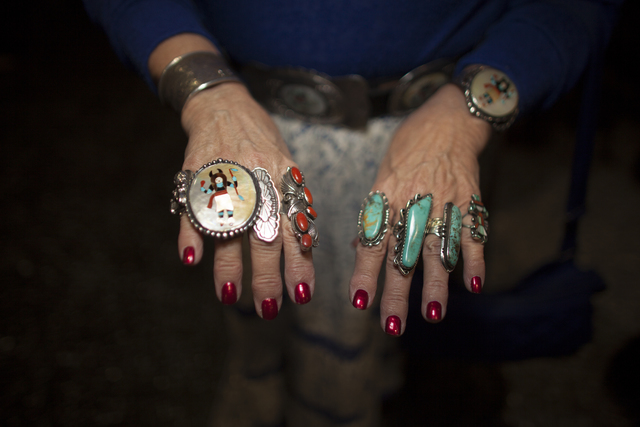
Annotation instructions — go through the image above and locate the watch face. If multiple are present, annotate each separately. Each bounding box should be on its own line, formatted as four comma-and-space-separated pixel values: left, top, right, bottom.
470, 68, 518, 118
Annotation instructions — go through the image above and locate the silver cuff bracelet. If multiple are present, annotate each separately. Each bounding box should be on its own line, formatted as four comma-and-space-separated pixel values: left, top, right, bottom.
158, 51, 242, 114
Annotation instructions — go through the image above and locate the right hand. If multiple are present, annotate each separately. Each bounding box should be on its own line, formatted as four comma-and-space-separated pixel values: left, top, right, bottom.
178, 82, 316, 318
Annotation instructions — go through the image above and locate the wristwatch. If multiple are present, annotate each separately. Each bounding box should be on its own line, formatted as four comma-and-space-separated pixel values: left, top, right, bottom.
455, 65, 519, 131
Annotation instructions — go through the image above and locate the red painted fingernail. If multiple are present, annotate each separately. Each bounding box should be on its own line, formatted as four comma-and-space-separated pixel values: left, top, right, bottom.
426, 301, 442, 321
352, 289, 369, 310
471, 276, 483, 294
182, 246, 195, 265
262, 298, 278, 320
221, 282, 237, 305
385, 315, 401, 336
295, 282, 311, 304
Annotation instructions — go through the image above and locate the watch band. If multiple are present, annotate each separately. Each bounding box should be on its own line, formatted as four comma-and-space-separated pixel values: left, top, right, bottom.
158, 51, 242, 114
455, 65, 519, 131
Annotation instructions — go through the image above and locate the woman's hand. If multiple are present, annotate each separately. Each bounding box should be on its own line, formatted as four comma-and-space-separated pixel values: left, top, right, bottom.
349, 83, 491, 335
150, 34, 314, 318
178, 82, 315, 318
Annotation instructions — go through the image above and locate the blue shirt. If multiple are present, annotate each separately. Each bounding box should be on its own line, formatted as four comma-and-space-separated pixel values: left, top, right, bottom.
84, 0, 621, 115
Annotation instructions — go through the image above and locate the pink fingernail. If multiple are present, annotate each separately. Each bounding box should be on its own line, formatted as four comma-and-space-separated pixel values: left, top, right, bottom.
221, 282, 237, 305
182, 246, 195, 265
295, 282, 311, 305
427, 301, 442, 321
471, 276, 482, 294
352, 289, 369, 310
385, 315, 401, 336
262, 298, 278, 320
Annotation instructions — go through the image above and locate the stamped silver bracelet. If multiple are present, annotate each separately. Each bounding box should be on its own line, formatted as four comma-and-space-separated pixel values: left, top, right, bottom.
158, 51, 242, 114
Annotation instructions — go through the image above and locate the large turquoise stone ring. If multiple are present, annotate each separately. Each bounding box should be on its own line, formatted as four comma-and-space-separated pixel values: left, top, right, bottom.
358, 191, 390, 246
393, 194, 433, 276
427, 202, 462, 273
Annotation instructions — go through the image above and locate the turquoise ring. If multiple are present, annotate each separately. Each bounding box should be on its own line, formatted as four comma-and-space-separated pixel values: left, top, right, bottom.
427, 202, 462, 273
393, 194, 433, 276
463, 194, 489, 244
358, 191, 390, 246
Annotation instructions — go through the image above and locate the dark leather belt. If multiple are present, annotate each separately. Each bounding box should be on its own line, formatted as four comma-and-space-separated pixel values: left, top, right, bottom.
241, 59, 455, 128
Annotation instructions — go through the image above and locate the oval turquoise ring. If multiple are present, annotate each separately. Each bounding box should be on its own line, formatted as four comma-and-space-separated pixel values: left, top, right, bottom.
358, 191, 390, 246
393, 193, 433, 276
170, 158, 280, 242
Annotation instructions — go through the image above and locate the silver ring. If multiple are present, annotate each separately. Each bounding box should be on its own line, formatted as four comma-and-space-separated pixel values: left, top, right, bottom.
358, 191, 390, 246
463, 194, 489, 244
427, 203, 462, 273
280, 167, 319, 251
170, 159, 280, 242
393, 193, 433, 276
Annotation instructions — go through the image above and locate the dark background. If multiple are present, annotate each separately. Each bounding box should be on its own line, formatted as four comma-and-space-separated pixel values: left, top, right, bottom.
1, 1, 640, 426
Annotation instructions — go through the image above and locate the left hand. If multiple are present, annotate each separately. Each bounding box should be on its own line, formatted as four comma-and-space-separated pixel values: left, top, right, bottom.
349, 83, 492, 335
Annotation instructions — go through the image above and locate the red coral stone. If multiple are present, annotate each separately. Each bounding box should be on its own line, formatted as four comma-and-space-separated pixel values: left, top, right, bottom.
304, 187, 313, 205
306, 206, 317, 219
301, 233, 313, 249
295, 212, 309, 232
291, 167, 303, 185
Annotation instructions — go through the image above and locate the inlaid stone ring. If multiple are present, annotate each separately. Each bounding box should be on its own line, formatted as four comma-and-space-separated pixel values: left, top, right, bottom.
170, 158, 280, 242
393, 193, 433, 276
358, 191, 390, 246
280, 167, 319, 251
427, 202, 462, 273
462, 194, 489, 244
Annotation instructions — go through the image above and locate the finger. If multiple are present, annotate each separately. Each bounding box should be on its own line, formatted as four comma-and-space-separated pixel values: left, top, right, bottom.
178, 215, 204, 265
249, 231, 284, 319
213, 235, 243, 306
461, 220, 485, 294
282, 219, 315, 305
421, 233, 450, 323
349, 193, 392, 310
379, 233, 413, 337
349, 240, 387, 310
280, 166, 316, 305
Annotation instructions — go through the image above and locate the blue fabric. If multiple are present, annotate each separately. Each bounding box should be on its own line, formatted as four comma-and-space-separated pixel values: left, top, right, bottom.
83, 0, 621, 115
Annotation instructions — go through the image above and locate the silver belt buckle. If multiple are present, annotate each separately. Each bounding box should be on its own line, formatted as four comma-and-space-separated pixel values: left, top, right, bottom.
387, 59, 455, 115
242, 59, 454, 127
243, 65, 371, 128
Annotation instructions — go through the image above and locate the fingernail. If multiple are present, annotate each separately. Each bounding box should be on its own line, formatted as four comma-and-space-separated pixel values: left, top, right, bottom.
352, 289, 369, 310
221, 282, 237, 305
385, 315, 401, 336
427, 301, 442, 321
471, 276, 483, 294
182, 246, 195, 265
295, 282, 311, 305
262, 298, 278, 320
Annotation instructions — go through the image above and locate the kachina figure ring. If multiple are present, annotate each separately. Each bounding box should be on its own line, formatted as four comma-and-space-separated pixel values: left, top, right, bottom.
358, 191, 390, 246
427, 202, 462, 273
462, 194, 489, 244
393, 193, 433, 276
280, 166, 319, 251
170, 158, 280, 242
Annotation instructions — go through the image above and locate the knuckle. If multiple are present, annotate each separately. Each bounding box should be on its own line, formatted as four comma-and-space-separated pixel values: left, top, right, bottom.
214, 259, 243, 279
